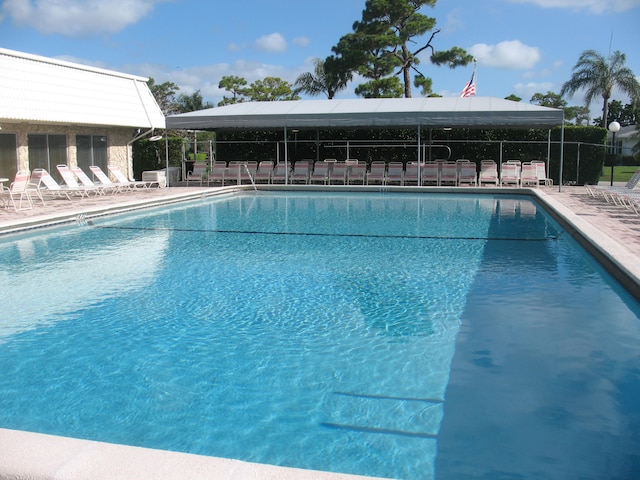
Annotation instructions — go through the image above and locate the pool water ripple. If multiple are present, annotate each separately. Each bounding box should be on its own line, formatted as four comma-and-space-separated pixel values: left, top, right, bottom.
1, 192, 638, 479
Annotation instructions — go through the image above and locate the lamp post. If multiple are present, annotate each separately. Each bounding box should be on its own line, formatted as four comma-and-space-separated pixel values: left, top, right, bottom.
608, 120, 620, 186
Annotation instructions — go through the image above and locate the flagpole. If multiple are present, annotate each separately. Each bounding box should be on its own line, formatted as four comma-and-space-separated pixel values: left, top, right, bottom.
473, 58, 477, 93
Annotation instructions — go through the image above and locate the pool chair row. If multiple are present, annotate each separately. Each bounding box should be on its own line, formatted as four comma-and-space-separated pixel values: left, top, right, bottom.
187, 160, 371, 186
1, 165, 158, 211
585, 167, 640, 214
478, 160, 553, 188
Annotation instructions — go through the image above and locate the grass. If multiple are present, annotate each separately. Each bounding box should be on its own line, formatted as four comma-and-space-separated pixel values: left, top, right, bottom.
599, 166, 638, 183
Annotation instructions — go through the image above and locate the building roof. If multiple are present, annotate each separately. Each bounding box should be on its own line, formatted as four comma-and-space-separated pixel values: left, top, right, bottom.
166, 96, 564, 131
0, 48, 165, 129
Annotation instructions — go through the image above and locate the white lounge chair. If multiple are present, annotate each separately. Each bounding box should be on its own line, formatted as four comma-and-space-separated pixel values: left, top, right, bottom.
72, 166, 109, 195
309, 161, 329, 184
206, 161, 227, 185
458, 162, 478, 186
403, 162, 419, 185
186, 162, 207, 186
57, 164, 99, 196
31, 168, 76, 200
421, 162, 439, 186
520, 162, 539, 187
366, 161, 386, 185
253, 161, 273, 184
108, 165, 150, 189
328, 162, 348, 185
500, 162, 520, 187
479, 160, 499, 186
89, 165, 128, 193
290, 161, 311, 184
346, 163, 366, 185
439, 162, 458, 186
385, 162, 404, 185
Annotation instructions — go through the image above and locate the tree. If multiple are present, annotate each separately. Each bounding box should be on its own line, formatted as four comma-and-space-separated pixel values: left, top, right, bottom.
176, 90, 213, 113
504, 94, 522, 102
330, 0, 472, 98
147, 78, 180, 115
530, 91, 567, 109
560, 49, 640, 128
244, 77, 300, 102
294, 58, 351, 99
218, 75, 248, 106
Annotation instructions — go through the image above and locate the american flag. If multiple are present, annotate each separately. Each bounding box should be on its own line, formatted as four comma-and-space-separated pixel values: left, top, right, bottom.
460, 71, 476, 97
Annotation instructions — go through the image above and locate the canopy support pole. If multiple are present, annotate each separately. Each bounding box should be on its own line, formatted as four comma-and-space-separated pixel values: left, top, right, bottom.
558, 120, 565, 192
284, 126, 289, 185
417, 125, 422, 186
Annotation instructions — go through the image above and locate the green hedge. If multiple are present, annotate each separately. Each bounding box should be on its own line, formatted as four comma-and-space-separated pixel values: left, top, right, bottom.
132, 137, 183, 180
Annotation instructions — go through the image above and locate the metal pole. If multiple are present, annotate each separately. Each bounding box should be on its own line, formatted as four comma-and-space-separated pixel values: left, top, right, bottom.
610, 131, 616, 187
284, 126, 288, 185
576, 142, 580, 185
417, 124, 421, 186
165, 131, 169, 187
558, 120, 565, 192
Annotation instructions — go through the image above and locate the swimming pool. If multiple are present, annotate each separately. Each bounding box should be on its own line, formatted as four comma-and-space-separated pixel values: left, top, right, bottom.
0, 191, 638, 479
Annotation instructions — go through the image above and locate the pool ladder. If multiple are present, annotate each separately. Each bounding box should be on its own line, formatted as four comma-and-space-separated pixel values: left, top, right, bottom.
243, 164, 257, 192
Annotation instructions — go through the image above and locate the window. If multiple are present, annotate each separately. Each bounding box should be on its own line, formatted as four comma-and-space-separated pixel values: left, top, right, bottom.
77, 135, 108, 173
28, 134, 67, 175
0, 133, 18, 180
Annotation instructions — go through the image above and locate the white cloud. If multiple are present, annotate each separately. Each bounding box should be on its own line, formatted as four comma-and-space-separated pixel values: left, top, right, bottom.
0, 0, 164, 36
292, 36, 310, 47
505, 0, 640, 14
470, 40, 541, 70
254, 33, 287, 53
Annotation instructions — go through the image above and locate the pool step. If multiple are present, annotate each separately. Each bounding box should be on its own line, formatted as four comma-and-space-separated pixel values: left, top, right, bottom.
321, 391, 443, 438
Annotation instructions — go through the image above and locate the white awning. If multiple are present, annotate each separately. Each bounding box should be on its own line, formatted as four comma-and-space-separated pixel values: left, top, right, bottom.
166, 97, 563, 130
0, 48, 165, 129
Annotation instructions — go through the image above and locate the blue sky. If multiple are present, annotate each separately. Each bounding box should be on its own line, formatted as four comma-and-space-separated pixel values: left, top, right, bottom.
1, 0, 639, 117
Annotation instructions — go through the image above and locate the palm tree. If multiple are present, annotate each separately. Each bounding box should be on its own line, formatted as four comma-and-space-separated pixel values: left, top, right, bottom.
294, 58, 351, 99
561, 50, 639, 128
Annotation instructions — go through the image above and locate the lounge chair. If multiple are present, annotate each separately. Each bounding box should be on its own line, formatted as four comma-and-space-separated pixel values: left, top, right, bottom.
479, 160, 499, 186
366, 161, 386, 185
57, 164, 100, 196
500, 162, 520, 187
186, 162, 207, 186
458, 162, 477, 186
204, 161, 227, 185
108, 165, 151, 189
439, 162, 458, 186
403, 162, 419, 185
347, 163, 366, 185
88, 165, 129, 193
328, 162, 348, 185
290, 161, 310, 184
253, 161, 273, 184
520, 162, 539, 187
421, 162, 439, 186
72, 166, 109, 195
385, 162, 404, 186
31, 168, 76, 200
532, 160, 553, 186
271, 163, 289, 184
309, 161, 329, 184
1, 170, 43, 211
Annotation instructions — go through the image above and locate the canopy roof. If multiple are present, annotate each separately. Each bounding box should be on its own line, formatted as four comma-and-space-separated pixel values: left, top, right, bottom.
166, 96, 563, 131
0, 47, 165, 129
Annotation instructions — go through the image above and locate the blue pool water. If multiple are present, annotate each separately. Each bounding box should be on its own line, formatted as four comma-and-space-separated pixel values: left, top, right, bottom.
0, 192, 639, 479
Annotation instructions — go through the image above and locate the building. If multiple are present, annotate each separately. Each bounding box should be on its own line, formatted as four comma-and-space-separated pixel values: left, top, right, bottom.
0, 48, 165, 182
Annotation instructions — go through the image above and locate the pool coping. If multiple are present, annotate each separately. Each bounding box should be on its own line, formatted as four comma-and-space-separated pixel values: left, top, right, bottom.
1, 185, 639, 480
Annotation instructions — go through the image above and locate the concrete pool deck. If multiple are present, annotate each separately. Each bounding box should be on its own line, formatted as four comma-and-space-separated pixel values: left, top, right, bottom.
1, 183, 639, 479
